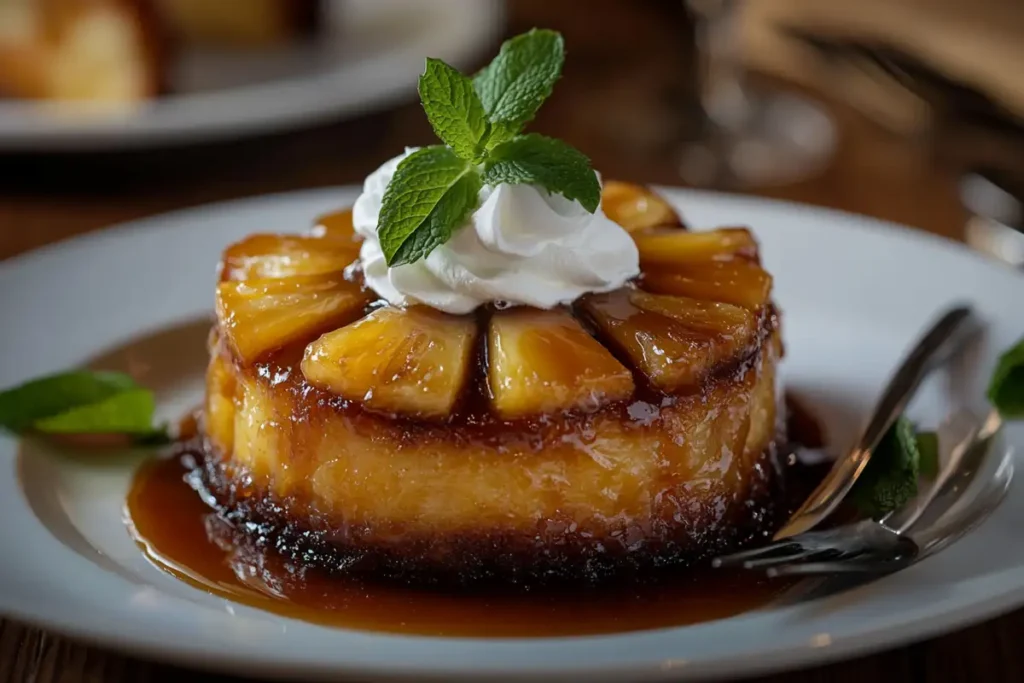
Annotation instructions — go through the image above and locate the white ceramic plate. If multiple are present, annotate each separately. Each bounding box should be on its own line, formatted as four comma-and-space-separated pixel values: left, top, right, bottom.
0, 0, 503, 151
1, 187, 1023, 682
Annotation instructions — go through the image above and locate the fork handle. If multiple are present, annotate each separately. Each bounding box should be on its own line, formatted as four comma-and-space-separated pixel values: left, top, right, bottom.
774, 304, 979, 540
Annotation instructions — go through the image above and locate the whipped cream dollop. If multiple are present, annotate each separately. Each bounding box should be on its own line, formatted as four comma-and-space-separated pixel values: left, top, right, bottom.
352, 149, 640, 315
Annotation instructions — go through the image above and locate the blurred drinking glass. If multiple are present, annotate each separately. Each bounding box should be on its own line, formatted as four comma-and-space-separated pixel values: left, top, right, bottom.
961, 171, 1024, 269
680, 0, 837, 188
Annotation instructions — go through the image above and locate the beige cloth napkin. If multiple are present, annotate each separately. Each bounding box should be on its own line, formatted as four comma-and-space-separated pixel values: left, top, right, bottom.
740, 0, 1024, 133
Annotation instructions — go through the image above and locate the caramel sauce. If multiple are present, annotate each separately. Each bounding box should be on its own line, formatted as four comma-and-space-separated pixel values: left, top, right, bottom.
125, 393, 828, 638
127, 452, 802, 637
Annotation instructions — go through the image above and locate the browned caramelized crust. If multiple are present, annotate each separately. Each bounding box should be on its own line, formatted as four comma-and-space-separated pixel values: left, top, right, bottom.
200, 183, 785, 582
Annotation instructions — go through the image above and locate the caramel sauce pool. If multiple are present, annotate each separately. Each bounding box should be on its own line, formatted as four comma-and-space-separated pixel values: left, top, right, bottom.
127, 457, 805, 638
125, 397, 824, 638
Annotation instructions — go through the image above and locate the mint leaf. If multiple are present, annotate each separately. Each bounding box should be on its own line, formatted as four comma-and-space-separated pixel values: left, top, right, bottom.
419, 58, 489, 161
0, 369, 168, 445
378, 146, 481, 267
850, 416, 920, 518
473, 29, 564, 146
481, 134, 601, 212
392, 172, 482, 266
34, 389, 157, 434
988, 336, 1024, 417
0, 371, 139, 433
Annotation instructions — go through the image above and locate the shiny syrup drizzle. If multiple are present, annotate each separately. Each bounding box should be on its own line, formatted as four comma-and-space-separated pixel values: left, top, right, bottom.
125, 396, 826, 638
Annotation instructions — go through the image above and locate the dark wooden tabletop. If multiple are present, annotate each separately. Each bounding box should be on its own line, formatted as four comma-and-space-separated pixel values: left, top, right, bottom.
0, 1, 1015, 681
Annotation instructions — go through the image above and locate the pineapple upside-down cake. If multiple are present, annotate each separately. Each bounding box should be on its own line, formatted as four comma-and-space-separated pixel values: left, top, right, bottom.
202, 182, 783, 582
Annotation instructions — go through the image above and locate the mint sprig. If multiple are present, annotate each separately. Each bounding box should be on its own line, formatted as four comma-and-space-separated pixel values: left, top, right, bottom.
482, 134, 601, 212
988, 335, 1024, 418
473, 28, 564, 149
0, 370, 169, 444
418, 58, 489, 162
34, 389, 158, 434
379, 28, 599, 267
378, 146, 482, 267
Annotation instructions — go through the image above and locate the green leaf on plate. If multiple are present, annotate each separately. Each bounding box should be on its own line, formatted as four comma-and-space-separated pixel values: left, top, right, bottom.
33, 389, 158, 435
850, 416, 921, 518
988, 336, 1024, 418
0, 371, 139, 433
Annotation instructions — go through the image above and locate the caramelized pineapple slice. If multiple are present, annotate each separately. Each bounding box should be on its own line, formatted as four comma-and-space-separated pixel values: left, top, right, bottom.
488, 309, 634, 419
218, 231, 358, 282
641, 260, 772, 310
601, 181, 683, 233
219, 234, 358, 282
582, 291, 757, 392
216, 273, 371, 364
310, 207, 361, 244
301, 307, 476, 419
635, 228, 758, 267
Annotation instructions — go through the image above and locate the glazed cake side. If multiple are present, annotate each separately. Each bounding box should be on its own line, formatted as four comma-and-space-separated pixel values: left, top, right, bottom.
198, 183, 787, 582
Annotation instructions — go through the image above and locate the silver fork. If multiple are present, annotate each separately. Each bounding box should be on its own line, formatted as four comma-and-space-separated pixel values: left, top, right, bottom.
713, 410, 1008, 577
774, 304, 982, 540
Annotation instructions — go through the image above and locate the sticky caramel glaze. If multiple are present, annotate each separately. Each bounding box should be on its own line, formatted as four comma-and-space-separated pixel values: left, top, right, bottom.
200, 308, 782, 583
125, 447, 823, 637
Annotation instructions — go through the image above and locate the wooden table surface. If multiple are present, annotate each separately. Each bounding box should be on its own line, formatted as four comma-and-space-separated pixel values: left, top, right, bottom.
0, 1, 1016, 681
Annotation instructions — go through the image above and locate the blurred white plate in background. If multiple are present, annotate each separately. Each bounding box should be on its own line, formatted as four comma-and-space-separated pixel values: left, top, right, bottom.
0, 0, 503, 151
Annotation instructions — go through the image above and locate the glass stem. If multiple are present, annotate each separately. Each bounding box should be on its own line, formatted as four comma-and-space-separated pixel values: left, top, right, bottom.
692, 0, 748, 133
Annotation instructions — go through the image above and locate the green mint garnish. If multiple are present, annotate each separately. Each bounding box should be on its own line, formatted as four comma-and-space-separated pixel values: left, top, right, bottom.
988, 335, 1024, 418
34, 389, 157, 434
418, 58, 490, 162
379, 28, 598, 267
482, 134, 601, 212
378, 146, 482, 267
0, 371, 138, 433
473, 28, 565, 149
0, 370, 168, 444
850, 416, 921, 518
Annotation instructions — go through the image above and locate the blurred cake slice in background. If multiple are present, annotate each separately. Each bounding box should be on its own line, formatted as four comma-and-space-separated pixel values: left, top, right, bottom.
153, 0, 322, 47
0, 0, 164, 105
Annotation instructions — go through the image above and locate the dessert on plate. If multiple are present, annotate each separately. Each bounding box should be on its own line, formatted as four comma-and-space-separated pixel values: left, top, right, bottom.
197, 29, 781, 583
205, 189, 778, 582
